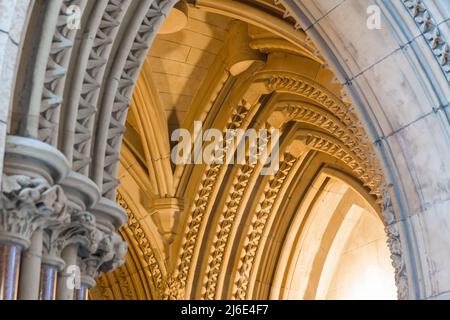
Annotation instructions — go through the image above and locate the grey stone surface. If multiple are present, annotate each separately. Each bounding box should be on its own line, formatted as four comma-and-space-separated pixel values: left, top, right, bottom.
0, 0, 31, 188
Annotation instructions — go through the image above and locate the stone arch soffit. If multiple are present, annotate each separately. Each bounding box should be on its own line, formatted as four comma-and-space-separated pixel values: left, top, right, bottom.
267, 167, 382, 300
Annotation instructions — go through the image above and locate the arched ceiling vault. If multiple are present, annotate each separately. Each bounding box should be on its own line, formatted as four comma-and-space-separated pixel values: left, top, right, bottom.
4, 0, 450, 302
99, 0, 392, 301
7, 0, 394, 301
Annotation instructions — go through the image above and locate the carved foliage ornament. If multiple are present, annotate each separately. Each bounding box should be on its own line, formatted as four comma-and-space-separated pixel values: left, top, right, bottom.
0, 175, 68, 245
43, 209, 102, 261
402, 0, 450, 82
381, 187, 409, 300
79, 230, 127, 280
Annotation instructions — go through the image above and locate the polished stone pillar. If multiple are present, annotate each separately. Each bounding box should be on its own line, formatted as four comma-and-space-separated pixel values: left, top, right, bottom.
55, 171, 103, 300
56, 244, 79, 300
39, 264, 58, 300
18, 230, 43, 300
74, 275, 95, 301
75, 286, 89, 300
0, 244, 22, 300
0, 136, 71, 300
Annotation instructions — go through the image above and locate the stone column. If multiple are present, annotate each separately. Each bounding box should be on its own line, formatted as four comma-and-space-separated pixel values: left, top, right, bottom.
43, 209, 100, 300
77, 227, 127, 300
0, 175, 67, 300
19, 230, 44, 300
0, 243, 21, 300
0, 136, 70, 300
55, 172, 101, 300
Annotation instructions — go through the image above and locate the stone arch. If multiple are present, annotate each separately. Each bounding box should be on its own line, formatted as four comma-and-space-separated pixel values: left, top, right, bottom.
277, 0, 450, 299
0, 0, 449, 301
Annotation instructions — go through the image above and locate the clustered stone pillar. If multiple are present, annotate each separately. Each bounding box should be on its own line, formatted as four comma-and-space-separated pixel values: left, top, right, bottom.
0, 136, 127, 300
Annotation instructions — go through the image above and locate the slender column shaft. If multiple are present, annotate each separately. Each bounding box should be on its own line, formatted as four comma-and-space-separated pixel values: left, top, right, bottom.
75, 285, 89, 301
56, 244, 78, 300
0, 244, 22, 300
18, 230, 43, 300
39, 264, 58, 300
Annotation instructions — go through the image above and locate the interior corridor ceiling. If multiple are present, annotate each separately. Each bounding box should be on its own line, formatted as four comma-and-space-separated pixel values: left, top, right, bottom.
89, 0, 396, 300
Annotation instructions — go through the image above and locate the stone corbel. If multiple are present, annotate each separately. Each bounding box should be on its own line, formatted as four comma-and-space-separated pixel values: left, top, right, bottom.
148, 197, 183, 245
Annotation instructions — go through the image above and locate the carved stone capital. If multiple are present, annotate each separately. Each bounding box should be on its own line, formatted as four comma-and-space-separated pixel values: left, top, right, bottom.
78, 230, 127, 287
42, 209, 102, 270
0, 175, 68, 248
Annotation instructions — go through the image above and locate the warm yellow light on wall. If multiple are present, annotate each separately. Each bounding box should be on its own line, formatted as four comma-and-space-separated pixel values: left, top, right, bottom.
158, 0, 189, 34
226, 20, 265, 76
347, 265, 397, 300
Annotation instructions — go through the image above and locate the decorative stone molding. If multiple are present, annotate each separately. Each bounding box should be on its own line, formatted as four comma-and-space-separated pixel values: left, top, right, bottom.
42, 209, 101, 270
402, 0, 450, 82
295, 130, 382, 199
202, 162, 257, 300
202, 124, 274, 299
160, 273, 185, 300
71, 0, 131, 173
176, 99, 252, 293
233, 152, 298, 300
79, 230, 127, 287
0, 175, 68, 248
100, 0, 178, 199
117, 193, 165, 290
39, 0, 87, 145
381, 186, 409, 300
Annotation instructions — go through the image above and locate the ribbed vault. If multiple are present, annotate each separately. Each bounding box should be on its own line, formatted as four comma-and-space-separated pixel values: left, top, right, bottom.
88, 0, 399, 300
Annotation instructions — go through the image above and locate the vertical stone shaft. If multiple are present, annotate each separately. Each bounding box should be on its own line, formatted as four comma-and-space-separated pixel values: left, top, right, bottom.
18, 230, 44, 300
0, 244, 22, 300
39, 264, 58, 300
56, 244, 78, 300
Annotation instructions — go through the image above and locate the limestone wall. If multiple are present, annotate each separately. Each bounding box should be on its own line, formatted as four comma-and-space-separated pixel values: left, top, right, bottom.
0, 0, 31, 186
281, 0, 450, 299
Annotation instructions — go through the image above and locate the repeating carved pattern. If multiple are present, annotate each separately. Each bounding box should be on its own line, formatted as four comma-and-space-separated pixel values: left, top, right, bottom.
300, 132, 382, 198
202, 164, 256, 299
73, 0, 130, 172
43, 210, 101, 262
117, 193, 165, 291
233, 153, 298, 300
202, 128, 271, 299
175, 100, 252, 296
160, 274, 185, 300
39, 0, 85, 145
265, 74, 355, 126
402, 0, 450, 82
94, 275, 115, 300
102, 0, 176, 198
381, 187, 409, 300
116, 266, 136, 300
